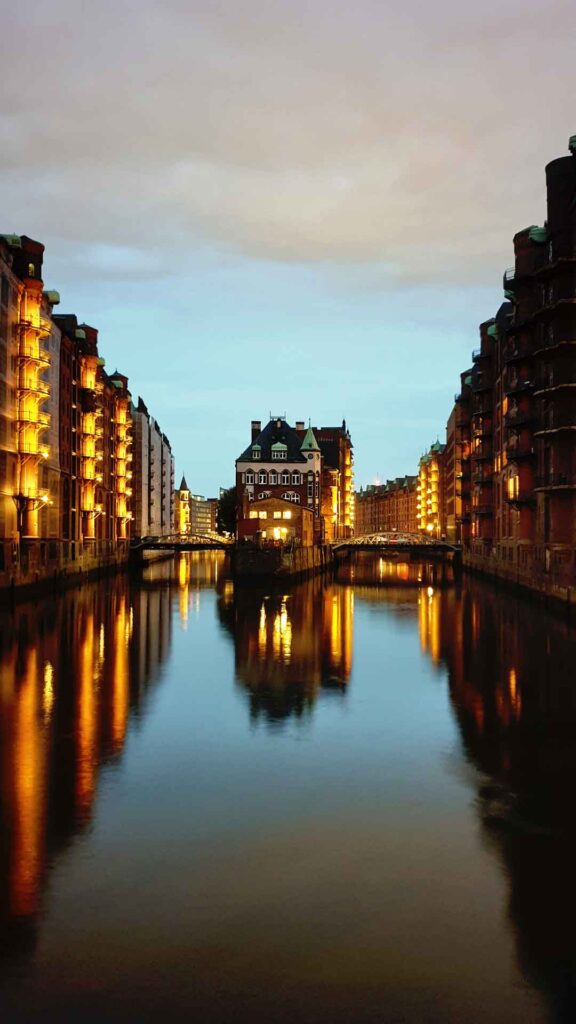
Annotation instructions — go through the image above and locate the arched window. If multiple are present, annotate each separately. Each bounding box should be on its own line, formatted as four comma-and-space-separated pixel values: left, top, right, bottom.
28, 263, 35, 278
269, 471, 277, 485
281, 471, 290, 485
245, 471, 254, 484
282, 491, 300, 504
258, 470, 267, 485
291, 472, 301, 485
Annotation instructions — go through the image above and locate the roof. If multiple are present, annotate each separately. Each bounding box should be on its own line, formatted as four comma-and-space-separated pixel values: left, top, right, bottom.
237, 418, 308, 463
300, 427, 320, 452
179, 475, 188, 491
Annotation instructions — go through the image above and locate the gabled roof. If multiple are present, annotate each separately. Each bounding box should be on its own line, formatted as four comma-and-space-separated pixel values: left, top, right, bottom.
237, 418, 308, 463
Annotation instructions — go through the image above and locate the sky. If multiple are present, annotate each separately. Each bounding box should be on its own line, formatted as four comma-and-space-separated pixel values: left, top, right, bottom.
2, 0, 576, 494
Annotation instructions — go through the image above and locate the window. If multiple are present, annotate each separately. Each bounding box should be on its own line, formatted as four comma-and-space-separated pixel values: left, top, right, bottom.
272, 449, 286, 460
292, 472, 301, 485
245, 471, 254, 484
258, 511, 267, 519
28, 263, 35, 278
283, 511, 292, 519
269, 471, 277, 485
249, 510, 258, 519
258, 471, 267, 484
282, 491, 300, 504
252, 447, 261, 460
281, 471, 290, 485
273, 511, 282, 519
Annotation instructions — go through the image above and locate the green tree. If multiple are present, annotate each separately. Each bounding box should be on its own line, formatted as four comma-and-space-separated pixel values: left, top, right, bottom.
217, 486, 237, 536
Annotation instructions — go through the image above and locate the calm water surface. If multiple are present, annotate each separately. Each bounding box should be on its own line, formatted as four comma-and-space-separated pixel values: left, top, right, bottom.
0, 552, 575, 1023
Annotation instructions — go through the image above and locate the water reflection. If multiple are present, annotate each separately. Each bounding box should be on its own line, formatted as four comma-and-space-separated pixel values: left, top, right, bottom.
218, 579, 354, 724
0, 575, 173, 961
0, 553, 575, 1023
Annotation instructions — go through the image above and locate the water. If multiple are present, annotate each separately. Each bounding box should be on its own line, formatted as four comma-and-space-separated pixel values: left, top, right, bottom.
0, 551, 575, 1023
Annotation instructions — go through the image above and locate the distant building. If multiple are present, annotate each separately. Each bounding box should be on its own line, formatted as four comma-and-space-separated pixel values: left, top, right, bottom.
189, 493, 217, 536
417, 442, 446, 538
355, 476, 417, 535
174, 476, 191, 535
130, 397, 174, 537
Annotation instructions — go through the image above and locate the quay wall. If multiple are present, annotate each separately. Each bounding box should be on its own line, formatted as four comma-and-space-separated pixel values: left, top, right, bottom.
231, 544, 333, 580
463, 551, 576, 610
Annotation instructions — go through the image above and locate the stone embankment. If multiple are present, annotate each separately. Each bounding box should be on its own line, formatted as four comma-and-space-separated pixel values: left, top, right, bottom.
231, 543, 334, 580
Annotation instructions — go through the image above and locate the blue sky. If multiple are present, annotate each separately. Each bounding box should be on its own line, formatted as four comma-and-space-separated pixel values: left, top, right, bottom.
3, 0, 575, 494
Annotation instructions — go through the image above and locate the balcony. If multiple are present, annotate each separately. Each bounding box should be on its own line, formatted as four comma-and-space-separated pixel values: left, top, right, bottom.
472, 348, 490, 363
503, 267, 516, 289
504, 407, 533, 428
19, 378, 50, 396
505, 377, 535, 397
18, 345, 51, 366
472, 373, 492, 393
472, 471, 493, 486
534, 380, 576, 397
471, 444, 492, 461
533, 334, 576, 355
472, 505, 493, 516
535, 411, 576, 435
504, 338, 532, 364
504, 489, 535, 506
505, 438, 535, 460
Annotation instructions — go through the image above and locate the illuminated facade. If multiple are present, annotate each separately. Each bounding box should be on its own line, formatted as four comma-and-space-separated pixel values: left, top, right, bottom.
355, 476, 418, 535
0, 233, 177, 588
416, 442, 446, 538
235, 416, 353, 544
175, 475, 191, 535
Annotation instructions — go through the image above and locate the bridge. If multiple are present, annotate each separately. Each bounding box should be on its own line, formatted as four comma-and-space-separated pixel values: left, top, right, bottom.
131, 533, 232, 552
333, 532, 458, 555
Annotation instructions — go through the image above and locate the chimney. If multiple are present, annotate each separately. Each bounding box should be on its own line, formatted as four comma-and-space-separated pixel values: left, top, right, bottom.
295, 421, 305, 431
251, 420, 261, 442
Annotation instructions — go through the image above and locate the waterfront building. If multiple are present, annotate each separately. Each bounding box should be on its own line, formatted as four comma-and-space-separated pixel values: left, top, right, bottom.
458, 135, 576, 595
416, 442, 446, 538
0, 232, 176, 587
355, 476, 418, 535
235, 417, 323, 544
309, 421, 354, 540
130, 398, 174, 538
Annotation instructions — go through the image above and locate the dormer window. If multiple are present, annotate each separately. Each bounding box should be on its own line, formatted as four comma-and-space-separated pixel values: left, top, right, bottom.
252, 445, 261, 460
271, 442, 287, 460
271, 449, 286, 460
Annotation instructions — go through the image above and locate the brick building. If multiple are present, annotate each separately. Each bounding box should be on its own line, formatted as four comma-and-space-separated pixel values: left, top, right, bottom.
355, 476, 418, 535
458, 135, 576, 592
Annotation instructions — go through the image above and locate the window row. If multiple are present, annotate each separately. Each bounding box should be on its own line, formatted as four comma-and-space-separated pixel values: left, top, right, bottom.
249, 510, 293, 520
244, 470, 302, 486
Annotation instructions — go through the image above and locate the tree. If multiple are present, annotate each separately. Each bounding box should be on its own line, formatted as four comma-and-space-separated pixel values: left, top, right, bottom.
217, 486, 237, 536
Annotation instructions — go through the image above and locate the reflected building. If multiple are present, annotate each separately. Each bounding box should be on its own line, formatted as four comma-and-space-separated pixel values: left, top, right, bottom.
218, 579, 353, 724
0, 576, 173, 964
414, 578, 576, 1022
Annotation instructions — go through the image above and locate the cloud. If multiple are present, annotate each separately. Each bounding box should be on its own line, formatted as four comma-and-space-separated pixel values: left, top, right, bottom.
2, 0, 575, 285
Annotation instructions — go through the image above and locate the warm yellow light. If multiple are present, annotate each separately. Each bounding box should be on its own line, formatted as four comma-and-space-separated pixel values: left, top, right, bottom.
283, 511, 292, 519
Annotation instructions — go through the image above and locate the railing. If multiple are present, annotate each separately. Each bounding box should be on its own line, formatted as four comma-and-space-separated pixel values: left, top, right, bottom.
471, 445, 492, 461
18, 344, 51, 364
505, 439, 535, 459
504, 407, 533, 427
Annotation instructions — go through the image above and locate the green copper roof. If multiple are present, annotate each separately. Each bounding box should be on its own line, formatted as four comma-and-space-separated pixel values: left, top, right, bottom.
487, 324, 498, 337
528, 226, 547, 243
300, 427, 320, 451
271, 441, 287, 451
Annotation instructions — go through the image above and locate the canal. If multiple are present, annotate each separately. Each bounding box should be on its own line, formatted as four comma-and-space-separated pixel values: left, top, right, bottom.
0, 552, 575, 1023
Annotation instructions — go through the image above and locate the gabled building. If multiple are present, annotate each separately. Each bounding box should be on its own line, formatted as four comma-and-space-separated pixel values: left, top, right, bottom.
236, 416, 323, 545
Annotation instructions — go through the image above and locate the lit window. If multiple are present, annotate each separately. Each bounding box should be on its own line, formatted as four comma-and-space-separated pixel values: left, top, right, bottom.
28, 263, 35, 277
249, 510, 258, 519
258, 511, 267, 519
273, 511, 282, 519
283, 511, 292, 519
